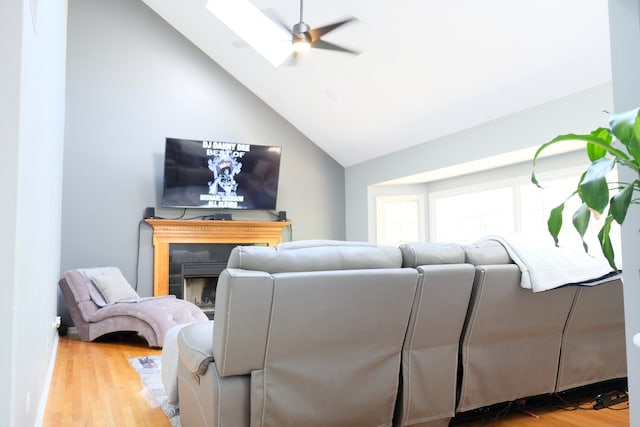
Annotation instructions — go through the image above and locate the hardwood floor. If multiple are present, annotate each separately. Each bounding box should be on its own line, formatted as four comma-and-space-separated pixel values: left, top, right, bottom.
43, 333, 170, 427
44, 333, 629, 426
452, 395, 629, 426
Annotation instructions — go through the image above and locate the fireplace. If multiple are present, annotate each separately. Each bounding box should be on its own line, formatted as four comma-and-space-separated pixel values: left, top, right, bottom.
145, 219, 290, 297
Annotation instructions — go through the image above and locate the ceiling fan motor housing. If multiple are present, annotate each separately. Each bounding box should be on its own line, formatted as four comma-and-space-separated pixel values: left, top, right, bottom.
293, 21, 311, 41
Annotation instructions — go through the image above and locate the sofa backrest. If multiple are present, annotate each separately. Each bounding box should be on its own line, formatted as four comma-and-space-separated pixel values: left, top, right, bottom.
226, 239, 402, 272
214, 241, 418, 427
556, 277, 627, 392
396, 242, 475, 426
456, 241, 577, 412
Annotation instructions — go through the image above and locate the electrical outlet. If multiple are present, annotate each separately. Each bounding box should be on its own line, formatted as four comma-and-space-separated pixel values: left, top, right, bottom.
53, 316, 61, 329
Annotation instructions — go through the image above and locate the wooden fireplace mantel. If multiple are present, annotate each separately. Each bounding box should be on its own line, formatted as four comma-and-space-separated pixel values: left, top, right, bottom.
145, 219, 291, 296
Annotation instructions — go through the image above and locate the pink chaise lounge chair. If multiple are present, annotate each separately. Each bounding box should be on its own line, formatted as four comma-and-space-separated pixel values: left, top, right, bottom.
58, 266, 208, 347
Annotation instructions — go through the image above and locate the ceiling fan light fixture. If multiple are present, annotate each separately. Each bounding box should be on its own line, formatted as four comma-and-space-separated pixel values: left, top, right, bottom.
293, 40, 311, 53
292, 34, 311, 53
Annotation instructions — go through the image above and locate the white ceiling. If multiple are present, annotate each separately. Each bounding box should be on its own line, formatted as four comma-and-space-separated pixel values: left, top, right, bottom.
140, 0, 612, 167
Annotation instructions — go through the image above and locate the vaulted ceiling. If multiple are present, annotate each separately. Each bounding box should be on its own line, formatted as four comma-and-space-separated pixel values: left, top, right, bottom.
141, 0, 612, 167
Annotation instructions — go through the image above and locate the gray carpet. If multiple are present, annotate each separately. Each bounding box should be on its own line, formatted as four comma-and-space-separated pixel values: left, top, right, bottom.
128, 355, 181, 427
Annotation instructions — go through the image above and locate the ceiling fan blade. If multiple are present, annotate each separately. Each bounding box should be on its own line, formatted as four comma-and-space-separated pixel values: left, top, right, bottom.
311, 39, 360, 55
309, 17, 357, 40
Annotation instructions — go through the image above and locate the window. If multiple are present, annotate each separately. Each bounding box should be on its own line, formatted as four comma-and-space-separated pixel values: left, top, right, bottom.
430, 185, 513, 243
376, 195, 424, 246
428, 167, 621, 265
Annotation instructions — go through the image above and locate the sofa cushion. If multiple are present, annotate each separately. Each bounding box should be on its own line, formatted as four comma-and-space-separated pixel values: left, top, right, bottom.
463, 239, 513, 265
399, 242, 465, 267
90, 273, 139, 304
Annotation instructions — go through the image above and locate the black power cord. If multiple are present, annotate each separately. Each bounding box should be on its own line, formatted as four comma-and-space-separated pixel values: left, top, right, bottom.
593, 391, 628, 410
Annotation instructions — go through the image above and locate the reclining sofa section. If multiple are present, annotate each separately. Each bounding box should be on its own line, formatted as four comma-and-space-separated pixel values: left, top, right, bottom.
177, 241, 416, 427
397, 242, 475, 427
175, 240, 476, 427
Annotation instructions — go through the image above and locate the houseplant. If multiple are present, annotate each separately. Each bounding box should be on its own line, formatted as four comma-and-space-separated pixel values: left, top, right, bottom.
531, 107, 640, 271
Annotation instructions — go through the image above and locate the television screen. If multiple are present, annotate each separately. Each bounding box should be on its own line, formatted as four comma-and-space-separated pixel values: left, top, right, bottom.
161, 138, 282, 210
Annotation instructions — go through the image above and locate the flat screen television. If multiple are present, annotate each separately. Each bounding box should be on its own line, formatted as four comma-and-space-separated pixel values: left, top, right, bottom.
161, 138, 282, 210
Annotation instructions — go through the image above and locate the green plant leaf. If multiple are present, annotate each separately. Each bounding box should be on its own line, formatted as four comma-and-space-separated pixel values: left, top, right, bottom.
547, 203, 564, 246
578, 157, 615, 213
610, 181, 635, 224
597, 215, 617, 271
533, 107, 640, 266
586, 128, 611, 161
572, 203, 590, 252
531, 130, 627, 188
610, 108, 640, 157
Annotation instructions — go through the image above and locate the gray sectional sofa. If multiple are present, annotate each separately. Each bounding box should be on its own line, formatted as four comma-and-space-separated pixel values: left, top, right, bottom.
168, 239, 626, 427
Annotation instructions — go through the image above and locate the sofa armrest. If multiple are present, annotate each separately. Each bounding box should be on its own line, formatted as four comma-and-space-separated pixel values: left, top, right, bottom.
178, 321, 215, 376
213, 268, 275, 377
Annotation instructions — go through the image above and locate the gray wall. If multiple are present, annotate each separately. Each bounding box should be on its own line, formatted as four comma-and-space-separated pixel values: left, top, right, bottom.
609, 0, 640, 424
62, 0, 345, 298
0, 1, 67, 426
345, 84, 613, 241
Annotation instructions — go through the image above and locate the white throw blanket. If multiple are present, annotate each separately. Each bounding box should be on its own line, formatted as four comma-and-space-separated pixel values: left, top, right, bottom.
481, 235, 619, 292
161, 324, 187, 404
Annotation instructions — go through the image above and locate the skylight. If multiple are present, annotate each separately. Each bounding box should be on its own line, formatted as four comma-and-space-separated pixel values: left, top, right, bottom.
205, 0, 292, 67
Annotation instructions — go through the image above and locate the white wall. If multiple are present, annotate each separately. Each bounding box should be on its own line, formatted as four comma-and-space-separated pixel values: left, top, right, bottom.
0, 1, 67, 426
346, 84, 613, 241
608, 1, 640, 424
62, 0, 346, 300
0, 0, 22, 422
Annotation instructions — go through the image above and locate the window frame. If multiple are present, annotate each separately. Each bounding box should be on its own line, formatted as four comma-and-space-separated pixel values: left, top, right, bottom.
375, 194, 425, 246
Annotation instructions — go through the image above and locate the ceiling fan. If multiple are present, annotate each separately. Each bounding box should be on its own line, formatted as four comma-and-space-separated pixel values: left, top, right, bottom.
272, 0, 360, 63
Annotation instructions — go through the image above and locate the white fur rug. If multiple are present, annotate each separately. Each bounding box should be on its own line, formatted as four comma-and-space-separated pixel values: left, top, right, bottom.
128, 356, 181, 427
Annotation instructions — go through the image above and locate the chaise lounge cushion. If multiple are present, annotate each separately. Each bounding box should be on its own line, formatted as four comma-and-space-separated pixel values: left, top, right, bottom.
90, 273, 140, 304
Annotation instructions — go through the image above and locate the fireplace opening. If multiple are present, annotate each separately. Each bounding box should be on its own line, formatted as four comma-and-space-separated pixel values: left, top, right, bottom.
184, 277, 216, 311
182, 261, 226, 319
169, 243, 239, 320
